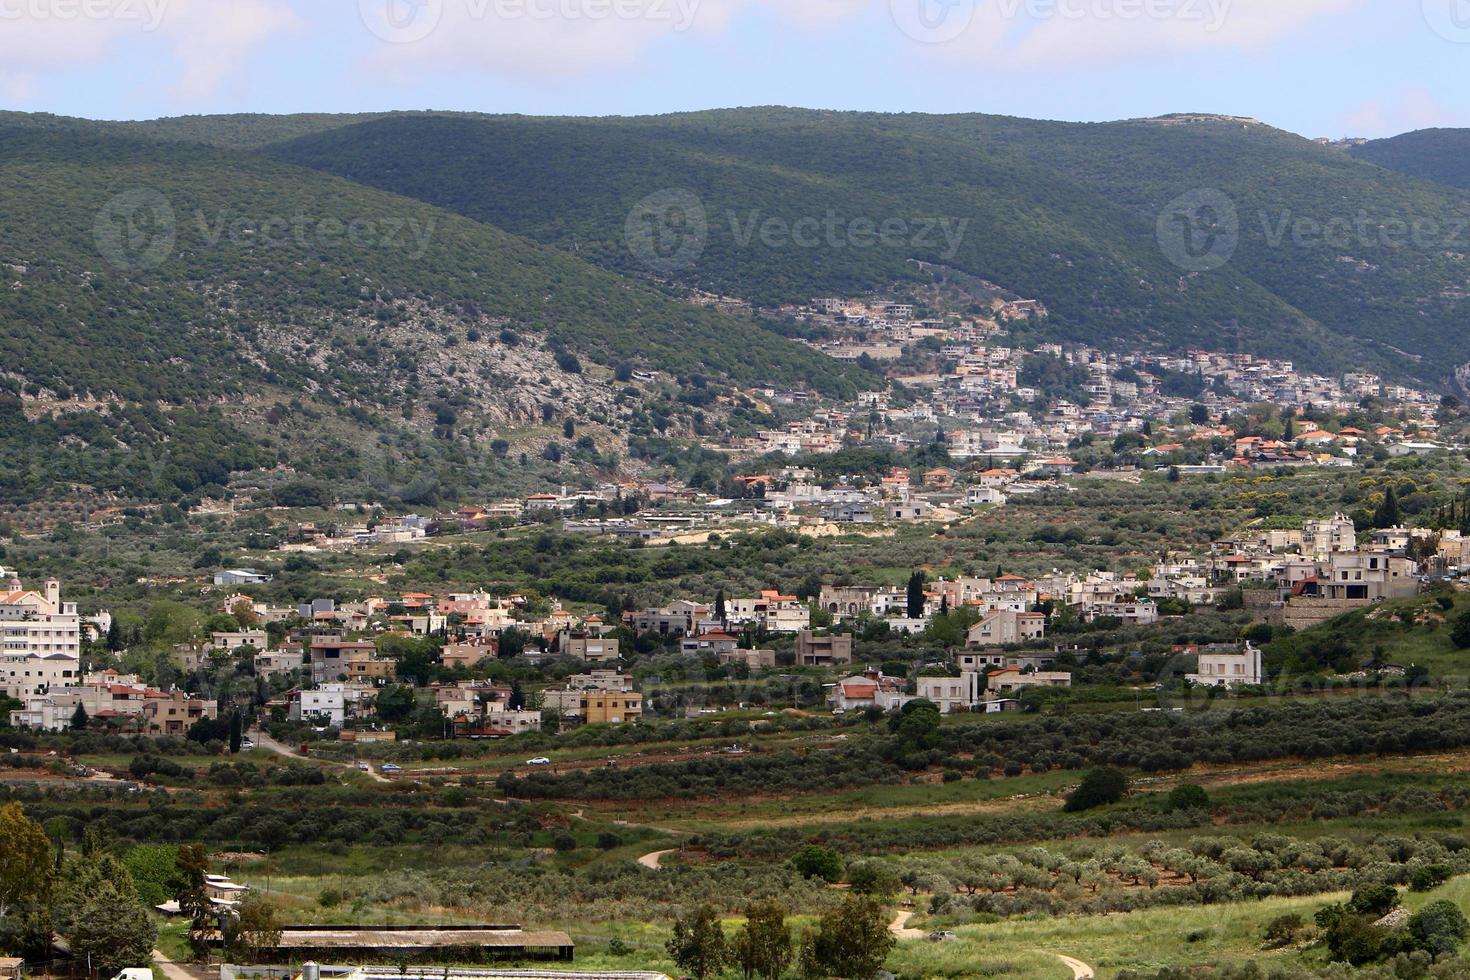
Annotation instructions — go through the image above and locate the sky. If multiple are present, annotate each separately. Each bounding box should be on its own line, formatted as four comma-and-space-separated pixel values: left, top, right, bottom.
0, 0, 1466, 138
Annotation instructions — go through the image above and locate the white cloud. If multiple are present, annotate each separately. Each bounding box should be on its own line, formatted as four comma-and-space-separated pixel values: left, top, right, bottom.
1345, 87, 1461, 138
0, 0, 295, 102
160, 0, 300, 99
915, 0, 1361, 67
357, 0, 867, 77
0, 73, 39, 103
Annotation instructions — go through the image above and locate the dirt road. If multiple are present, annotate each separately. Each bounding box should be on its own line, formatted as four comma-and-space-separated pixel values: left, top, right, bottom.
1057, 954, 1095, 979
252, 729, 390, 783
638, 848, 676, 870
153, 948, 204, 980
888, 910, 927, 940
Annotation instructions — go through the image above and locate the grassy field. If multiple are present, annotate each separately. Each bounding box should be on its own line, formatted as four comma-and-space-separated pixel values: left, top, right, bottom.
888, 875, 1470, 979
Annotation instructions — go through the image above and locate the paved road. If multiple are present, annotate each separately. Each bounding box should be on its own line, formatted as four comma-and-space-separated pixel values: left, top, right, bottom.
1057, 954, 1096, 979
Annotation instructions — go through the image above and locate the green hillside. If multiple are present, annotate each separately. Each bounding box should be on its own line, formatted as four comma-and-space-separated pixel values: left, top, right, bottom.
265, 109, 1470, 386
1350, 128, 1470, 191
0, 122, 867, 505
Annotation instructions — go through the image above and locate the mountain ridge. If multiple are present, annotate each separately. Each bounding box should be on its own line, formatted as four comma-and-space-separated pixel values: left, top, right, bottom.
253, 107, 1470, 388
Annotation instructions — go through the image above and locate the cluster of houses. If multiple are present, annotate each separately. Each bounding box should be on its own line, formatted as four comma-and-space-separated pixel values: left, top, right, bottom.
9, 666, 218, 735
703, 295, 1450, 486
0, 569, 198, 732
9, 503, 1444, 735
1209, 513, 1445, 628
828, 652, 1075, 716
779, 294, 1441, 457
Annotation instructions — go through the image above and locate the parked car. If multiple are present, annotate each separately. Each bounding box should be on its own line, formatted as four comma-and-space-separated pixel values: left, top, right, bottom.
381, 763, 402, 772
526, 757, 552, 766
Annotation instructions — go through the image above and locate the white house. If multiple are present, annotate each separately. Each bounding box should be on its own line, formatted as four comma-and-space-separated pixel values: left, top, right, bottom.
291, 685, 347, 727
214, 569, 273, 586
966, 487, 1008, 506
916, 672, 984, 714
1187, 643, 1264, 687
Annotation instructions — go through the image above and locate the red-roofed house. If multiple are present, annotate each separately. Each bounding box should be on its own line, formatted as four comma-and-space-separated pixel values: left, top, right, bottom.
828, 670, 913, 713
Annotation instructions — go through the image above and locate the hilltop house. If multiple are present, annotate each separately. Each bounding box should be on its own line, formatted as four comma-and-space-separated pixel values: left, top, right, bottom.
1187, 643, 1264, 687
966, 609, 1046, 647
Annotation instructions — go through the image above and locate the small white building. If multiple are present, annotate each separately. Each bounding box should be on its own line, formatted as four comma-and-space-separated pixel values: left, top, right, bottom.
292, 685, 347, 727
916, 672, 984, 714
214, 569, 273, 586
966, 487, 1007, 506
1187, 642, 1264, 688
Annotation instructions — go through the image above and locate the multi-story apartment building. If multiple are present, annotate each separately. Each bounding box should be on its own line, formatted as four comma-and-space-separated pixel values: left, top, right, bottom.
0, 571, 82, 699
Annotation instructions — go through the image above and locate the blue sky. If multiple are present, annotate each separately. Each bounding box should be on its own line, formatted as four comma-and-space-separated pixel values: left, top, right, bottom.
1, 0, 1466, 138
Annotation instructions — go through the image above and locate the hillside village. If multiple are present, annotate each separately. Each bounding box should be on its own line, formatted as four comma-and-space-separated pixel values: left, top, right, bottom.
721, 295, 1447, 472
9, 486, 1467, 744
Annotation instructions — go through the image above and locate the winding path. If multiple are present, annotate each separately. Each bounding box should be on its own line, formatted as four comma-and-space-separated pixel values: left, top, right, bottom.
253, 729, 389, 783
638, 848, 676, 870
1057, 954, 1096, 979
888, 910, 927, 940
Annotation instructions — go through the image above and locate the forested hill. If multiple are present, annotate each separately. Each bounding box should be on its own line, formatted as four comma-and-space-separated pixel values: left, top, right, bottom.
0, 121, 867, 507
1349, 129, 1470, 191
262, 108, 1470, 388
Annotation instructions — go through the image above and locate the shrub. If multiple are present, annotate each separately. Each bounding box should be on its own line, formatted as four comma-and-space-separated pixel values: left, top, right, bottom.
1409, 863, 1452, 892
1408, 900, 1469, 957
1349, 884, 1399, 918
1167, 784, 1210, 812
791, 845, 842, 882
1262, 913, 1303, 949
1452, 612, 1470, 650
1064, 769, 1130, 812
